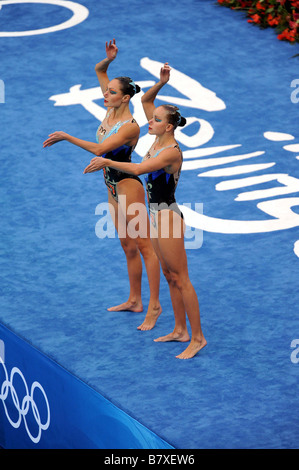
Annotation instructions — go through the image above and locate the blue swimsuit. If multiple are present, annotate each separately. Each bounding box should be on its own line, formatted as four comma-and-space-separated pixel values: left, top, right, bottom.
96, 113, 142, 202
143, 142, 183, 227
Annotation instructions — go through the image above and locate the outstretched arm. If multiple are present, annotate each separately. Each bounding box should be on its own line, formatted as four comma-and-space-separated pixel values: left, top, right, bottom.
43, 122, 139, 157
83, 146, 181, 175
95, 39, 118, 95
141, 62, 171, 121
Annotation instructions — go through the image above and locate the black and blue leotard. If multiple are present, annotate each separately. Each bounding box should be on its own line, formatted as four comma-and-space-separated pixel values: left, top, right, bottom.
96, 111, 142, 201
143, 140, 183, 227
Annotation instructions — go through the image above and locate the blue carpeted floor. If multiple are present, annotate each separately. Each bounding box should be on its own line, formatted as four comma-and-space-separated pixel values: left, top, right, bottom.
0, 0, 299, 448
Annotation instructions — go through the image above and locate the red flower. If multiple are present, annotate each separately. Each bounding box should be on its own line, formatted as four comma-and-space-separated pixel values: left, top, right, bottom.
277, 28, 296, 42
267, 14, 280, 26
248, 13, 261, 24
256, 1, 266, 11
218, 0, 298, 43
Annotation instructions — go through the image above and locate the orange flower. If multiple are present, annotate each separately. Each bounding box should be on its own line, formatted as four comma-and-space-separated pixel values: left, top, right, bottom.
218, 0, 298, 43
267, 14, 280, 26
248, 13, 261, 24
256, 1, 266, 11
277, 28, 296, 42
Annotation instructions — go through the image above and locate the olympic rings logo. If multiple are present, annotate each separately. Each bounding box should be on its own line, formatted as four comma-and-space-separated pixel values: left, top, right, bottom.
0, 356, 50, 444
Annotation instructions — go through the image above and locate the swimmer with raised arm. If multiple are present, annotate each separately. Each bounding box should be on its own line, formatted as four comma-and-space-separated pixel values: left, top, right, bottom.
43, 39, 162, 331
84, 63, 207, 359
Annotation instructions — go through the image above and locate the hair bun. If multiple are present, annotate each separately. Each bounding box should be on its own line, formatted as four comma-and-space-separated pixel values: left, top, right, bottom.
178, 116, 186, 127
115, 76, 140, 97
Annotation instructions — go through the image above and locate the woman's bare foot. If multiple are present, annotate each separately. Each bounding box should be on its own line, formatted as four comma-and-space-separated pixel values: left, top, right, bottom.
107, 299, 143, 312
154, 329, 190, 343
137, 305, 162, 331
176, 337, 207, 360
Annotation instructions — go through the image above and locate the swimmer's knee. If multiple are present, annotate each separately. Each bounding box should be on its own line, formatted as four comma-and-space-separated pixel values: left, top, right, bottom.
164, 270, 186, 291
162, 268, 173, 286
120, 239, 139, 259
136, 238, 155, 259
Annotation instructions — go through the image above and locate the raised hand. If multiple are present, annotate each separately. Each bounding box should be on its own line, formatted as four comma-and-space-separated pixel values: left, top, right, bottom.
160, 62, 171, 84
105, 38, 118, 61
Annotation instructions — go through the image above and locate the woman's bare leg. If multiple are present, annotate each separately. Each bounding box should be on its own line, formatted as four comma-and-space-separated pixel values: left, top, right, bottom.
136, 236, 162, 330
117, 179, 162, 329
154, 210, 206, 359
106, 189, 143, 312
151, 235, 189, 341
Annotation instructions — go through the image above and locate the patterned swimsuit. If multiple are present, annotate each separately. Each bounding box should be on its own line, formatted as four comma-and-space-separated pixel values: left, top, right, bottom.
96, 111, 142, 202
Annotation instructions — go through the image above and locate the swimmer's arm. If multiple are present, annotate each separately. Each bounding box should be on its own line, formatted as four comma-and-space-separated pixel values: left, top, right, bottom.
95, 39, 118, 94
43, 131, 100, 154
43, 123, 139, 156
141, 62, 171, 121
84, 147, 180, 175
95, 59, 111, 95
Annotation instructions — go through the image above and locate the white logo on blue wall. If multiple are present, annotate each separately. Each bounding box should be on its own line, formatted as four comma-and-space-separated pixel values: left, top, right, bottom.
0, 354, 50, 444
0, 340, 4, 363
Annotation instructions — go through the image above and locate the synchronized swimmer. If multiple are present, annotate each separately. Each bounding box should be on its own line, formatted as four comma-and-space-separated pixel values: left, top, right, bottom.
44, 39, 206, 359
44, 39, 162, 332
